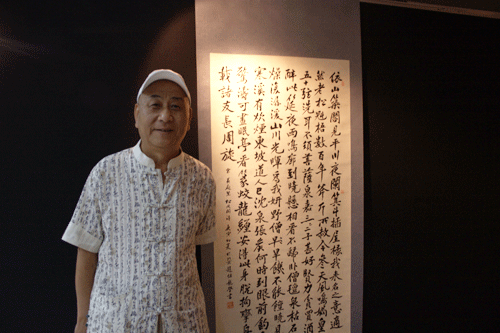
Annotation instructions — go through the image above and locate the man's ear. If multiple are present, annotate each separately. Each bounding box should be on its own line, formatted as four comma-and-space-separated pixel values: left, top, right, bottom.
134, 104, 140, 129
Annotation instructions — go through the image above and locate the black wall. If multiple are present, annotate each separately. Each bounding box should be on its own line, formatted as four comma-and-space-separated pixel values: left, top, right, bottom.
1, 2, 197, 331
361, 4, 499, 332
1, 2, 498, 332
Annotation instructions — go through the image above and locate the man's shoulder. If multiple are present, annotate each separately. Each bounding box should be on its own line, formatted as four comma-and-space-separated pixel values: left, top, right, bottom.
91, 147, 134, 173
183, 154, 210, 169
183, 154, 214, 178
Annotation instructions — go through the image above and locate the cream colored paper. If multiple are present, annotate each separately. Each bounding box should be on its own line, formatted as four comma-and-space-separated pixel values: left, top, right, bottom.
211, 53, 351, 333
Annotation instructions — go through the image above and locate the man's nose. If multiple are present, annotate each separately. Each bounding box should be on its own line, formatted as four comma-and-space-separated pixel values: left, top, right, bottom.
158, 107, 173, 121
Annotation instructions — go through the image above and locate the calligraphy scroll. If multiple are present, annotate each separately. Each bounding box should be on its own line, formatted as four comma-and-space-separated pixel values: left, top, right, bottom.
211, 53, 351, 333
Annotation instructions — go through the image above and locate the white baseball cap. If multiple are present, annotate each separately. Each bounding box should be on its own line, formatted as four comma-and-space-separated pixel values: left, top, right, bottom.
137, 69, 191, 104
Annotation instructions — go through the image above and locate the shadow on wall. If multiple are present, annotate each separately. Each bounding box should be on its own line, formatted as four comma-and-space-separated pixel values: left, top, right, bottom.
137, 7, 199, 158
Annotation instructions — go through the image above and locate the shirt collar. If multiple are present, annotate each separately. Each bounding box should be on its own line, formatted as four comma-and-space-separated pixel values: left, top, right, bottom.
132, 140, 184, 171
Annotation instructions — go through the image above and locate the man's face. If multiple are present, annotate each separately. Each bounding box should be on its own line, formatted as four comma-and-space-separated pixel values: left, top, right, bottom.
134, 80, 191, 156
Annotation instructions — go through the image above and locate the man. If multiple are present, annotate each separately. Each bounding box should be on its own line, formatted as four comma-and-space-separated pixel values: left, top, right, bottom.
62, 69, 216, 333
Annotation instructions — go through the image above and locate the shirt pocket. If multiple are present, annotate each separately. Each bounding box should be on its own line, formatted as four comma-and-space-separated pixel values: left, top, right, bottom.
94, 264, 132, 300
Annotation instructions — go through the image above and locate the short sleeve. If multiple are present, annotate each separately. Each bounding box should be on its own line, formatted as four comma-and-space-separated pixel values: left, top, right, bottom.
62, 164, 104, 253
195, 172, 216, 245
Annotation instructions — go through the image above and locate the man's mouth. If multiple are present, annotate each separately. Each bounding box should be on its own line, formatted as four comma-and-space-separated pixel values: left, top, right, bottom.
155, 129, 173, 133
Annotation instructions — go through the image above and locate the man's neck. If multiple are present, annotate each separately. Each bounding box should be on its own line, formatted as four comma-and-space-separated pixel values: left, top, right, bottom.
141, 143, 181, 174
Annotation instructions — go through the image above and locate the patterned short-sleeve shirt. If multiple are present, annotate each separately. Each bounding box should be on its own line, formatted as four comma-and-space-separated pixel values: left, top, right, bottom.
62, 141, 216, 332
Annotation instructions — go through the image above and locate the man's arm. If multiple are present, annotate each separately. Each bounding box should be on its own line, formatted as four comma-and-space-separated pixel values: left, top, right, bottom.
74, 247, 98, 333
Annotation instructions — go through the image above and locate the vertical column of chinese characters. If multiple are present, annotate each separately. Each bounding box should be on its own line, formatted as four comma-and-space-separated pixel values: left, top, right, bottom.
311, 69, 332, 333
267, 67, 285, 333
327, 70, 344, 331
282, 68, 302, 333
225, 170, 234, 307
231, 66, 255, 333
218, 66, 236, 311
297, 69, 317, 333
251, 66, 271, 332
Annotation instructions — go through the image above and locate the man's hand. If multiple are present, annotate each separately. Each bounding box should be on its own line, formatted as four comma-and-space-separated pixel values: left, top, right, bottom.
74, 321, 87, 333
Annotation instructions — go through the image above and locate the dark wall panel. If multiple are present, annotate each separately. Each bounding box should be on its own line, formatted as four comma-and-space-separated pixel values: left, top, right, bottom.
361, 3, 499, 332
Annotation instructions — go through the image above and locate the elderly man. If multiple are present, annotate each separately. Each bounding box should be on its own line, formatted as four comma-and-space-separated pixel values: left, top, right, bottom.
62, 70, 216, 333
